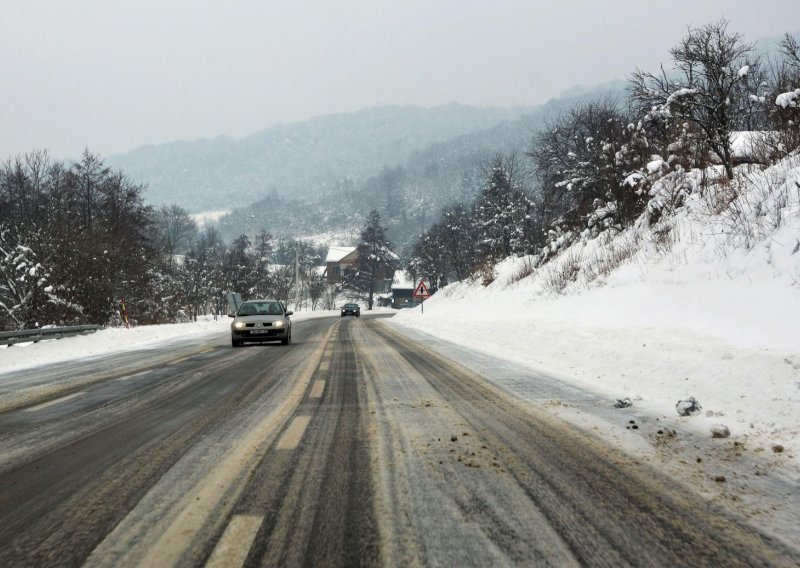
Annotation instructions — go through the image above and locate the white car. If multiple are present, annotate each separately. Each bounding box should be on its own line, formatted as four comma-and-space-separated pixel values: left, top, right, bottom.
230, 299, 293, 347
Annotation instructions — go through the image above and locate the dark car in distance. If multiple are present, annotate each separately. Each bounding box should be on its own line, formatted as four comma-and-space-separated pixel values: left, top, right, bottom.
341, 303, 360, 317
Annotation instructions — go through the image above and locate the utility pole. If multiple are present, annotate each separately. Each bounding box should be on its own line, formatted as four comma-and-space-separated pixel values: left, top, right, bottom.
294, 249, 301, 311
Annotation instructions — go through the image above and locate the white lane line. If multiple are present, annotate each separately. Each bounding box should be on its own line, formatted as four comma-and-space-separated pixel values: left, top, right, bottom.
275, 416, 312, 450
116, 371, 149, 381
24, 392, 84, 412
319, 361, 330, 371
309, 380, 326, 399
324, 348, 333, 357
205, 514, 263, 568
117, 327, 333, 568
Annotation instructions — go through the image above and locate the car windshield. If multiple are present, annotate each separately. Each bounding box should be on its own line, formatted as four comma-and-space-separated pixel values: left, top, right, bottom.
238, 302, 283, 316
344, 304, 358, 308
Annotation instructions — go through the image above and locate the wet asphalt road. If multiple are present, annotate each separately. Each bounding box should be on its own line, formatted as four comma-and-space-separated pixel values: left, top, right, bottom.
0, 314, 796, 567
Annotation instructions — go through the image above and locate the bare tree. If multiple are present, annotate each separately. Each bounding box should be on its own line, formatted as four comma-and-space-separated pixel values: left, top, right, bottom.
530, 98, 647, 236
154, 204, 198, 263
630, 20, 757, 179
779, 33, 800, 69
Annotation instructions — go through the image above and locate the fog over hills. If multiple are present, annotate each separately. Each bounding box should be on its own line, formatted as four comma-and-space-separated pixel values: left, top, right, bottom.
213, 82, 627, 252
107, 104, 538, 212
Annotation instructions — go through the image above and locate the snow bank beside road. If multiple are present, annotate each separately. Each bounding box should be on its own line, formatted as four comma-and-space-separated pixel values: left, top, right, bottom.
393, 278, 800, 470
0, 317, 228, 375
0, 311, 337, 375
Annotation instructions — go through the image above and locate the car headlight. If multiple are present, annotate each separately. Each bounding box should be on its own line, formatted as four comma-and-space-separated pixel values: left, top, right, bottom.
273, 320, 284, 327
233, 321, 246, 329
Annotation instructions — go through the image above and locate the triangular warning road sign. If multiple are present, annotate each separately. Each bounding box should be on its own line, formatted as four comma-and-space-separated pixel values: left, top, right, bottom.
413, 280, 431, 298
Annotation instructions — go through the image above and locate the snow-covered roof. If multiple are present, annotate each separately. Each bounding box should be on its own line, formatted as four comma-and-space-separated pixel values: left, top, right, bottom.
326, 246, 356, 263
705, 132, 778, 165
392, 270, 416, 289
729, 131, 776, 160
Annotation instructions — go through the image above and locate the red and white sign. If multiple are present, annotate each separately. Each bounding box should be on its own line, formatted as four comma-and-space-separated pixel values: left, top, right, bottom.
413, 280, 431, 299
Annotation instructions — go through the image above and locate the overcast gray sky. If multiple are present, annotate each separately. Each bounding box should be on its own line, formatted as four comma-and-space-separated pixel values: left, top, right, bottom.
1, 0, 797, 160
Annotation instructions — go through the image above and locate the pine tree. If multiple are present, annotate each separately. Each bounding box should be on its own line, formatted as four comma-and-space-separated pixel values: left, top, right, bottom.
346, 210, 397, 310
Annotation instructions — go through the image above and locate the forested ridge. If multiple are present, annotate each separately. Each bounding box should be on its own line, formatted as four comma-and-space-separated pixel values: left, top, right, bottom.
107, 104, 538, 212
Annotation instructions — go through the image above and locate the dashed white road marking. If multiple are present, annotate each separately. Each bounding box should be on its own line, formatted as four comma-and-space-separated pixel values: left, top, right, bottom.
275, 416, 312, 450
324, 348, 333, 357
309, 380, 326, 399
116, 371, 149, 381
24, 392, 84, 412
319, 361, 330, 371
109, 327, 333, 568
205, 514, 263, 568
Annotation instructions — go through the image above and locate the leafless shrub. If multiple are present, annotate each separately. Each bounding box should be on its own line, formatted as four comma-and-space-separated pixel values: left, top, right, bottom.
542, 251, 582, 294
509, 257, 536, 284
478, 261, 496, 287
707, 160, 798, 249
741, 131, 786, 165
701, 175, 740, 215
585, 234, 639, 283
650, 222, 677, 255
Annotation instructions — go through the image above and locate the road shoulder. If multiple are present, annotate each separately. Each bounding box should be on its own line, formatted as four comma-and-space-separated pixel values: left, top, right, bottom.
386, 318, 800, 553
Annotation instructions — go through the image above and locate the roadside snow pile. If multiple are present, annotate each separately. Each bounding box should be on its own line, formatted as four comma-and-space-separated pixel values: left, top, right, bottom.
676, 397, 702, 416
394, 155, 800, 469
0, 311, 337, 375
0, 317, 229, 374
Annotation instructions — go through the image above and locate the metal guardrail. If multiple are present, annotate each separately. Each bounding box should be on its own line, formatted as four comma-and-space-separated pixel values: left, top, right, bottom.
0, 325, 100, 346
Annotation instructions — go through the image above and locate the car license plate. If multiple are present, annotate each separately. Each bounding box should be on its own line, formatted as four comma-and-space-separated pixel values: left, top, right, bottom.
251, 329, 268, 335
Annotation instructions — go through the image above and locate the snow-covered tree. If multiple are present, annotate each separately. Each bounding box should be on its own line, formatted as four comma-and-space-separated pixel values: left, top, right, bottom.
472, 155, 538, 263
629, 19, 759, 179
345, 210, 397, 310
0, 227, 77, 328
530, 100, 647, 245
0, 150, 157, 327
769, 34, 800, 154
153, 204, 197, 263
407, 202, 479, 286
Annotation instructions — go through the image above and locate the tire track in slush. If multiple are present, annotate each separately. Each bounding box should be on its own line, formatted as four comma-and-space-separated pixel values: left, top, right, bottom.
210, 319, 380, 567
360, 320, 798, 566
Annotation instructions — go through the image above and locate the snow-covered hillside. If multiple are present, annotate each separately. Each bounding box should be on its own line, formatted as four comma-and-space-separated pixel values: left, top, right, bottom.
394, 155, 800, 475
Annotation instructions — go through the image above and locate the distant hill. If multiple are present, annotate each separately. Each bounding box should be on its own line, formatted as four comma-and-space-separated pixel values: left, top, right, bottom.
214, 82, 627, 252
107, 104, 538, 212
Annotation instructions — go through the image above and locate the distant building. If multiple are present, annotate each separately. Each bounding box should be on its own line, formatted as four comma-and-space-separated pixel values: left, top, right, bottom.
705, 131, 780, 166
391, 270, 418, 309
324, 246, 358, 284
728, 131, 778, 165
